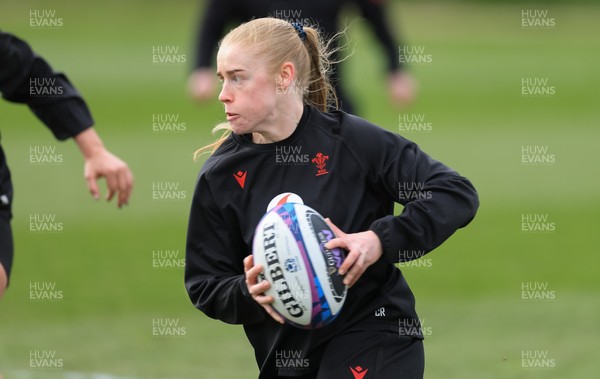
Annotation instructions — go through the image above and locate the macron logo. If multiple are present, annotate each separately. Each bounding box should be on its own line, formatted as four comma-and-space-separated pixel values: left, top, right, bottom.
350, 366, 368, 379
233, 171, 247, 189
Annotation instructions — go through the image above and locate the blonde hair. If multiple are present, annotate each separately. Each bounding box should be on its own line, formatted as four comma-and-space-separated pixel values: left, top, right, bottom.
194, 17, 339, 160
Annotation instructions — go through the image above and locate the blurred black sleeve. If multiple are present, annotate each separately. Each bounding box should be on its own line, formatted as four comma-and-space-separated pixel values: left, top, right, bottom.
355, 0, 402, 72
193, 0, 237, 69
0, 31, 93, 140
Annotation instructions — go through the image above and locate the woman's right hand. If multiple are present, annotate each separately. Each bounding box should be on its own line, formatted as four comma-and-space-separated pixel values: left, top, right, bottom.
244, 255, 285, 324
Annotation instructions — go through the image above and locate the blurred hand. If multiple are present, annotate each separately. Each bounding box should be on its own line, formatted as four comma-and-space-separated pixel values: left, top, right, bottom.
84, 149, 133, 208
388, 71, 417, 107
243, 255, 285, 324
324, 218, 383, 287
187, 68, 217, 101
74, 128, 133, 208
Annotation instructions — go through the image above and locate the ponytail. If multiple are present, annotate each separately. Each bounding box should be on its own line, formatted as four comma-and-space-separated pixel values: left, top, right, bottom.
303, 27, 339, 112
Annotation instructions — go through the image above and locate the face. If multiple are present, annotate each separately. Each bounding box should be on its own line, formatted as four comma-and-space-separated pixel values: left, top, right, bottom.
216, 43, 278, 135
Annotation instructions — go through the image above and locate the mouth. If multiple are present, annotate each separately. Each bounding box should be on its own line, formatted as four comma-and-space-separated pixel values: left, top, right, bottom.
226, 112, 240, 122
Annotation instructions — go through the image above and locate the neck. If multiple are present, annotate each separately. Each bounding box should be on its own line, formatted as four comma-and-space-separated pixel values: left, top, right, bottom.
252, 100, 304, 144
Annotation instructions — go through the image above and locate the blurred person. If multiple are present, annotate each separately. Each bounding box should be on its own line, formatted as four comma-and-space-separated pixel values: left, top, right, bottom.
0, 31, 134, 298
185, 18, 478, 378
187, 0, 417, 113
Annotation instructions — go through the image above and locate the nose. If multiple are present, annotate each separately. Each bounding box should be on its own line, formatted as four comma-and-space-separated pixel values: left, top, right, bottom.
218, 82, 232, 103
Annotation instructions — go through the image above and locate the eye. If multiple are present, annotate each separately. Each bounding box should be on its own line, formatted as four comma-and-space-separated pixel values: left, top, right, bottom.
233, 75, 242, 84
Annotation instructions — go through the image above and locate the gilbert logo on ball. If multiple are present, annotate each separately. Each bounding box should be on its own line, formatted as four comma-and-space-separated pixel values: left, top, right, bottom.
253, 194, 347, 329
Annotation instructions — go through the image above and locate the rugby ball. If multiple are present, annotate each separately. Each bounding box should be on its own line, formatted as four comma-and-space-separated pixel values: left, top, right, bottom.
252, 202, 347, 329
266, 192, 304, 212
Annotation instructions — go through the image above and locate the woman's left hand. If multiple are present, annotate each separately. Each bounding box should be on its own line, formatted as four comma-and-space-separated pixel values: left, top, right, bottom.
324, 218, 383, 288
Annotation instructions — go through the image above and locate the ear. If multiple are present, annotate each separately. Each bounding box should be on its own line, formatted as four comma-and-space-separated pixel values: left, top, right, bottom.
277, 61, 296, 89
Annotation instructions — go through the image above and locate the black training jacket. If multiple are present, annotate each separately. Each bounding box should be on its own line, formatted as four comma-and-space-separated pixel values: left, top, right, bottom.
0, 31, 93, 140
185, 105, 479, 377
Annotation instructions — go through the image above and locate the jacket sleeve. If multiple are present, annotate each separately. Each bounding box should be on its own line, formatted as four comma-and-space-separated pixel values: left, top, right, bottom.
348, 118, 479, 263
185, 168, 266, 324
0, 31, 93, 140
354, 0, 402, 72
193, 0, 235, 69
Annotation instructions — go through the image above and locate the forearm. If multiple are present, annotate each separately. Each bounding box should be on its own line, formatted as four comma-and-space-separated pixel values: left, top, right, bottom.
73, 128, 106, 159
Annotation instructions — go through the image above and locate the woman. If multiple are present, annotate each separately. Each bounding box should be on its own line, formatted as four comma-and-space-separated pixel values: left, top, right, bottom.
185, 18, 478, 379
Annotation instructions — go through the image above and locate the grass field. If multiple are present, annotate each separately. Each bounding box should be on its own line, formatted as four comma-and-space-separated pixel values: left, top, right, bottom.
1, 1, 599, 378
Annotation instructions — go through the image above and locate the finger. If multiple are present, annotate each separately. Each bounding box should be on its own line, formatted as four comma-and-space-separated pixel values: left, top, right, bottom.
86, 175, 99, 200
117, 167, 132, 208
243, 255, 254, 272
245, 264, 263, 287
125, 168, 134, 203
324, 218, 346, 238
343, 253, 367, 287
105, 172, 118, 202
338, 249, 359, 276
248, 280, 274, 304
324, 218, 348, 250
253, 291, 274, 305
324, 237, 348, 251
